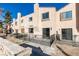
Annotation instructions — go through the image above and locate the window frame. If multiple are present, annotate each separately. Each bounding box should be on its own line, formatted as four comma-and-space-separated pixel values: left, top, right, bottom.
42, 12, 49, 21
21, 19, 23, 23
21, 28, 25, 33
29, 17, 32, 22
62, 28, 72, 40
15, 21, 17, 26
60, 10, 72, 21
29, 28, 33, 33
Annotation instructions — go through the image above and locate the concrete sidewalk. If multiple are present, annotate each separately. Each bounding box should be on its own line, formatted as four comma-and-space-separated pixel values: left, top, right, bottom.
56, 43, 79, 56
0, 37, 31, 56
23, 41, 55, 56
6, 35, 67, 56
6, 35, 55, 55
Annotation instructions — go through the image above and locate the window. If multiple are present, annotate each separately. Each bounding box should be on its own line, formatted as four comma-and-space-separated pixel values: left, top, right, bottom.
15, 22, 17, 26
60, 11, 72, 20
15, 29, 18, 33
62, 28, 72, 40
29, 17, 32, 21
21, 28, 25, 33
42, 12, 49, 20
29, 28, 33, 33
21, 19, 23, 23
43, 28, 50, 39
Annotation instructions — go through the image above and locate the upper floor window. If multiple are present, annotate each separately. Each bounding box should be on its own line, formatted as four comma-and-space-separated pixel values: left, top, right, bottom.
15, 22, 17, 26
29, 17, 32, 21
42, 12, 49, 20
21, 28, 25, 33
60, 11, 72, 21
21, 19, 23, 23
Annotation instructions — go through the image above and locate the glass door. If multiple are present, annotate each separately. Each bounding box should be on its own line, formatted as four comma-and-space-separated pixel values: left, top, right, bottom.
43, 28, 50, 39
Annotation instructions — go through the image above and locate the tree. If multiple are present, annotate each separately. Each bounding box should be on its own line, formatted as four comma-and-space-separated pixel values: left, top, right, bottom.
0, 21, 3, 28
0, 21, 3, 33
4, 10, 12, 34
4, 11, 12, 24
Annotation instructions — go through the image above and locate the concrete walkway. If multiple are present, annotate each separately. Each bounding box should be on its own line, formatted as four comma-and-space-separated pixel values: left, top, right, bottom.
22, 41, 55, 56
0, 37, 31, 56
6, 35, 56, 56
56, 43, 79, 56
6, 35, 66, 56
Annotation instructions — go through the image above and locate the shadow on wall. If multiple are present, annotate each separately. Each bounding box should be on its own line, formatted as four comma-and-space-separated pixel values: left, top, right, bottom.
20, 43, 50, 56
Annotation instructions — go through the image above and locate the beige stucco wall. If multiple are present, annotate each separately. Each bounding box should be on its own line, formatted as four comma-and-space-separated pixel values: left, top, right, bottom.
24, 13, 34, 35
11, 20, 18, 33
38, 7, 56, 36
32, 4, 57, 37
56, 3, 79, 42
11, 3, 79, 42
11, 13, 21, 33
23, 4, 57, 38
11, 22, 15, 33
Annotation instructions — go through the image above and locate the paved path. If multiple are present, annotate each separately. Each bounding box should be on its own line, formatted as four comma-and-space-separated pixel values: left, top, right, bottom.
56, 43, 79, 56
21, 41, 55, 56
6, 35, 66, 56
6, 35, 55, 56
20, 43, 50, 56
0, 37, 31, 56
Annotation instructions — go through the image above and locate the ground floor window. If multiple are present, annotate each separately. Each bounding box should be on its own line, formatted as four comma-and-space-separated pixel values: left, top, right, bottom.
42, 28, 50, 39
62, 28, 72, 40
21, 28, 25, 33
29, 28, 33, 33
15, 29, 18, 33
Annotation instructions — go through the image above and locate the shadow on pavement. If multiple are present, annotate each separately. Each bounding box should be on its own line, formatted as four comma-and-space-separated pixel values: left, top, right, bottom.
20, 43, 50, 56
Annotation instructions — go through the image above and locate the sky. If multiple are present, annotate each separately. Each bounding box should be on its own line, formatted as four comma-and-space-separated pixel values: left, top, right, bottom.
0, 3, 68, 21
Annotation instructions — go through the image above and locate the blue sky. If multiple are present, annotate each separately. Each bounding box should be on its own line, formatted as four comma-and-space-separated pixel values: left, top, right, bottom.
0, 3, 68, 21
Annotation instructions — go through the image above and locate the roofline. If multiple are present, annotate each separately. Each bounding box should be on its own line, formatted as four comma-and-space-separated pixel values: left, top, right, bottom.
39, 6, 55, 8
25, 13, 34, 17
15, 3, 70, 20
57, 3, 70, 12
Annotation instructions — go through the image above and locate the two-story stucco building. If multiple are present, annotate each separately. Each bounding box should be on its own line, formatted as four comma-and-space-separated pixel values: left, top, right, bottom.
56, 3, 79, 42
11, 3, 79, 44
26, 4, 56, 39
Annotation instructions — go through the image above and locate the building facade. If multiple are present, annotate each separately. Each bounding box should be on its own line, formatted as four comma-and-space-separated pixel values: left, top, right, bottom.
11, 3, 79, 42
56, 3, 79, 42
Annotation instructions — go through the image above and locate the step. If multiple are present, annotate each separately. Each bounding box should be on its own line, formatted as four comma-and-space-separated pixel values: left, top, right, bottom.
24, 38, 51, 46
56, 40, 79, 47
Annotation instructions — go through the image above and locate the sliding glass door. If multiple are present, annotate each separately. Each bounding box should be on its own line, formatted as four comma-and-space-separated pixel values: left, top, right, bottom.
62, 28, 72, 40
